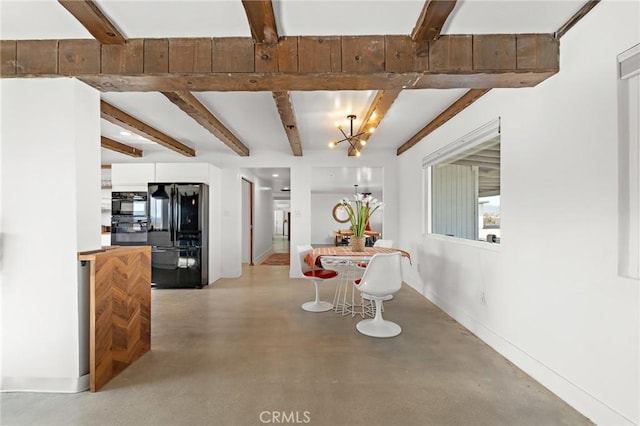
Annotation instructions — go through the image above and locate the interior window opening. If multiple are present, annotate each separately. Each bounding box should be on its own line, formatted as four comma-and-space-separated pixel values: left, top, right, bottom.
423, 119, 501, 244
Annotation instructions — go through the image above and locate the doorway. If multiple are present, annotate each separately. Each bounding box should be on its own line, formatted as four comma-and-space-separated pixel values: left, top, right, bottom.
240, 168, 291, 262
310, 167, 384, 246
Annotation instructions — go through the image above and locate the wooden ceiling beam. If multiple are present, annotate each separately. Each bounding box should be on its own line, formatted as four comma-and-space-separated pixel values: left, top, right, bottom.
272, 91, 303, 156
161, 91, 250, 157
100, 136, 143, 157
241, 0, 278, 44
242, 0, 296, 155
411, 0, 457, 56
394, 1, 601, 156
77, 71, 555, 92
397, 89, 490, 156
2, 34, 559, 91
348, 89, 401, 156
100, 100, 195, 157
58, 0, 126, 44
555, 0, 600, 39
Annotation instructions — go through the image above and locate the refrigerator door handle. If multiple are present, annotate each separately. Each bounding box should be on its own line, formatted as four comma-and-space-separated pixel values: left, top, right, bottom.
173, 185, 179, 244
169, 186, 174, 244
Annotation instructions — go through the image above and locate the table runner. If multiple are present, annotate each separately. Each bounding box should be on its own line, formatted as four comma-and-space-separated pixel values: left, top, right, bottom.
304, 246, 411, 268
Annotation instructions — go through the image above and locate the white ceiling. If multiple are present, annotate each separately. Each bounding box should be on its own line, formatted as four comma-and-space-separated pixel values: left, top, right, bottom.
312, 166, 383, 195
241, 167, 291, 202
1, 0, 588, 193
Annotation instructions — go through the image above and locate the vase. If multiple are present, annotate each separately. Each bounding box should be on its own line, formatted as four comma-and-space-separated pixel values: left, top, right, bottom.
350, 236, 366, 252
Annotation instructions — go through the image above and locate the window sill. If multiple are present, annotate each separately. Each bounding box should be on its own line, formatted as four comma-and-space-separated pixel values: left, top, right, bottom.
425, 233, 502, 252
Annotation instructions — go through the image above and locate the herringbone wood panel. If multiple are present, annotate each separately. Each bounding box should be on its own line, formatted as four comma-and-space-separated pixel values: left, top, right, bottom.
85, 247, 151, 392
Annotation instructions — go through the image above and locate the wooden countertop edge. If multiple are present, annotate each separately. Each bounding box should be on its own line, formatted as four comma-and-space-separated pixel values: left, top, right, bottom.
78, 245, 150, 261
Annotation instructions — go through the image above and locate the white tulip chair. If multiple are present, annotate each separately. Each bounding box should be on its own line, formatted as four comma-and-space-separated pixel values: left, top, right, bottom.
373, 239, 393, 248
297, 245, 337, 312
356, 239, 395, 308
353, 252, 403, 337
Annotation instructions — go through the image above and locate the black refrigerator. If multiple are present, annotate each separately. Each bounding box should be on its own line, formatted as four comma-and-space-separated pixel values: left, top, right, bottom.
148, 183, 209, 289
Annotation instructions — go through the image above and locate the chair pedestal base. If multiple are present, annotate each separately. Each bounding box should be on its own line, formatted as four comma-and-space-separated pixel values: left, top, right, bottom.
356, 318, 401, 338
302, 300, 333, 312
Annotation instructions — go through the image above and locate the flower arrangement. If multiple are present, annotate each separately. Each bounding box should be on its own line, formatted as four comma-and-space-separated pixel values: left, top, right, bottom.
339, 193, 384, 237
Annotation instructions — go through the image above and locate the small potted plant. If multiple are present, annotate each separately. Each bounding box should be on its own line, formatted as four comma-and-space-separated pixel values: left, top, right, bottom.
339, 194, 384, 251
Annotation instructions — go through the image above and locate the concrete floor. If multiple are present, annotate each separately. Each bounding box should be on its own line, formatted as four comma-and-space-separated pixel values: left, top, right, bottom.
1, 249, 591, 426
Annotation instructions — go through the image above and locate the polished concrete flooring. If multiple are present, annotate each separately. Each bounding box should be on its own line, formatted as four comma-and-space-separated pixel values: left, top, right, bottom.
1, 238, 591, 426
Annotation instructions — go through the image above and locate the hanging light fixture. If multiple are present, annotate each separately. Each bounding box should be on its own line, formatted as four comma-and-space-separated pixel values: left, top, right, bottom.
328, 115, 375, 157
151, 184, 169, 199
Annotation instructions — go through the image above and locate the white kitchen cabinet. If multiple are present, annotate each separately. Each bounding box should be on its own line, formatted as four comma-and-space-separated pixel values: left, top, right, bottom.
111, 164, 155, 191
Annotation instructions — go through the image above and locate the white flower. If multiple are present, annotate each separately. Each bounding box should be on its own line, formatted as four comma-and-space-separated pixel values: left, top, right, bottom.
337, 193, 384, 237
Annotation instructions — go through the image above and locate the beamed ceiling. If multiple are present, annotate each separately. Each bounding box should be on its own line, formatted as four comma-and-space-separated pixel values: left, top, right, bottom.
0, 0, 599, 164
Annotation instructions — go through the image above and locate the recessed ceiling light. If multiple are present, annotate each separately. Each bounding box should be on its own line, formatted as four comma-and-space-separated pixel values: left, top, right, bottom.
272, 174, 279, 177
119, 131, 132, 136
281, 187, 290, 192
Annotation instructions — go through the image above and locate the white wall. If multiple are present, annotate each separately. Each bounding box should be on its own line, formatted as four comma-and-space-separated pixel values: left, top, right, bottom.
111, 163, 155, 191
311, 193, 347, 245
397, 2, 639, 424
208, 165, 222, 284
1, 78, 100, 392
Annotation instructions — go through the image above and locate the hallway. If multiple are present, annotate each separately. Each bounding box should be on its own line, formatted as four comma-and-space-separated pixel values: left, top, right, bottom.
1, 264, 590, 426
272, 234, 290, 254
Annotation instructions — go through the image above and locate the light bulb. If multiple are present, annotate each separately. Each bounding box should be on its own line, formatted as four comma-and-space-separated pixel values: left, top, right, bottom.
328, 141, 336, 148
335, 121, 341, 129
355, 150, 361, 157
369, 127, 376, 133
360, 140, 366, 146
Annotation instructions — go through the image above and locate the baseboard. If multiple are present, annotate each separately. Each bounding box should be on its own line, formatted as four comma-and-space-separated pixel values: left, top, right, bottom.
0, 374, 90, 393
254, 248, 273, 265
415, 284, 636, 426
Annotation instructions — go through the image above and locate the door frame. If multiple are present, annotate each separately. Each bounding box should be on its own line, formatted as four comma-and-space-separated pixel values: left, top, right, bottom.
242, 177, 254, 265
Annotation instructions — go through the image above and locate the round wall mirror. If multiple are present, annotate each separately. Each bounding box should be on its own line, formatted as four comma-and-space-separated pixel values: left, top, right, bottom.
332, 203, 350, 223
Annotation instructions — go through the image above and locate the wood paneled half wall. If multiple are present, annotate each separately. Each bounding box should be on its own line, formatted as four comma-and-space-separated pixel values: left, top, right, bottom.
78, 246, 151, 392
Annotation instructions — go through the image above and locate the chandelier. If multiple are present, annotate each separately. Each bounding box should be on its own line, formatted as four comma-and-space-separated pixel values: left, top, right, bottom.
328, 114, 374, 157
